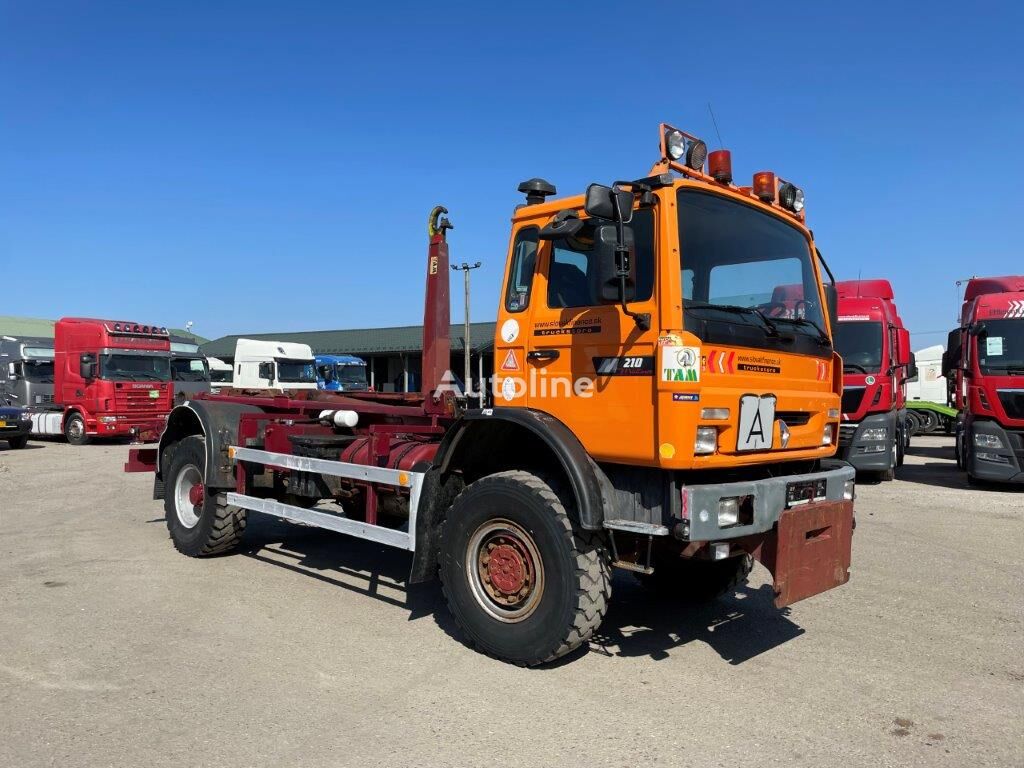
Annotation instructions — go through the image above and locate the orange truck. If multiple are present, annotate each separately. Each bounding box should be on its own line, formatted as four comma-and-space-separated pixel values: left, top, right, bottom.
127, 123, 855, 665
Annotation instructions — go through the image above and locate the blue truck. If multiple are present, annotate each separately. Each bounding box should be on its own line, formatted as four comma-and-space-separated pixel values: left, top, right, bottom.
0, 405, 32, 449
314, 354, 369, 392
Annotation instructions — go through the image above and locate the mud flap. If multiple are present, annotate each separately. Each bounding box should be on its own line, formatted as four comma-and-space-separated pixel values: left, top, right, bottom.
758, 500, 854, 609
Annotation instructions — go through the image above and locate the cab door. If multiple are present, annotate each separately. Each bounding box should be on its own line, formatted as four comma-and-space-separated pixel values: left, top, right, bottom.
512, 209, 659, 464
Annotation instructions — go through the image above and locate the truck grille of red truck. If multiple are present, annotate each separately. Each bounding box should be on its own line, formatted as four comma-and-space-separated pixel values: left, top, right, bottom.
997, 390, 1024, 419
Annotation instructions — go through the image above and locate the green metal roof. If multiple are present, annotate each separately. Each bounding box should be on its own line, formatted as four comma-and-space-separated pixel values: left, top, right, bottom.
201, 322, 496, 358
0, 317, 207, 344
0, 316, 55, 338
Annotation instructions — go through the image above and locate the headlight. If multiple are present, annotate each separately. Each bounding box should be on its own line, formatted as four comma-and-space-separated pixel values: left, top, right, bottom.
828, 408, 840, 419
694, 426, 718, 455
99, 416, 118, 423
973, 433, 1003, 449
843, 480, 855, 500
779, 182, 805, 212
822, 424, 834, 445
666, 130, 685, 161
861, 427, 888, 442
975, 452, 1010, 464
718, 497, 740, 527
20, 413, 32, 422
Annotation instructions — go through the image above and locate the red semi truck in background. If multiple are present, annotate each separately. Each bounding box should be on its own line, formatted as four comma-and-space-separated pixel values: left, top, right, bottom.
947, 276, 1024, 484
29, 318, 174, 445
832, 280, 914, 480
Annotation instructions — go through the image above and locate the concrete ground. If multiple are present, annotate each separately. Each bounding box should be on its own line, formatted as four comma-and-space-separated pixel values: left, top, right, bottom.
0, 435, 1021, 767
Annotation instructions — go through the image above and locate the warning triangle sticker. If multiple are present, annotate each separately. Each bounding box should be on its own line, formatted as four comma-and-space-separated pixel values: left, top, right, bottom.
500, 349, 519, 371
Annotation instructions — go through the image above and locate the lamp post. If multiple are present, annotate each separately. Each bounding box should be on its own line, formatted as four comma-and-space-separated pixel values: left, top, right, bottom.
452, 261, 481, 403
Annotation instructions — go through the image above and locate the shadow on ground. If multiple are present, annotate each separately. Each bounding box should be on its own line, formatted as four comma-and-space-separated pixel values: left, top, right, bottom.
238, 515, 803, 667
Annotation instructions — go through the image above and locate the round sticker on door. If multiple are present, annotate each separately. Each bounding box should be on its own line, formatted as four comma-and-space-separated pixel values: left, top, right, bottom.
500, 318, 519, 343
865, 375, 876, 385
501, 376, 518, 402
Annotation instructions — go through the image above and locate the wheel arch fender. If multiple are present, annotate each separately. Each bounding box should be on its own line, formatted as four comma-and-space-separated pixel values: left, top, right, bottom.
434, 407, 612, 530
158, 400, 264, 488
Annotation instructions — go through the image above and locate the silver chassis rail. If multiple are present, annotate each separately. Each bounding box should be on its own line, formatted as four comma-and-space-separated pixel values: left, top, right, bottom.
226, 446, 425, 552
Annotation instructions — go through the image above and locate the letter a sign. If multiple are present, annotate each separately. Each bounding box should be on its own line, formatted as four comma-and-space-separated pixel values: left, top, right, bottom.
736, 394, 776, 451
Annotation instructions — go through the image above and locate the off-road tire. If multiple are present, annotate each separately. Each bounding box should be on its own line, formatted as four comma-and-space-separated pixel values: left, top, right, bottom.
64, 413, 89, 446
639, 552, 753, 602
439, 470, 611, 666
7, 435, 28, 449
164, 435, 246, 556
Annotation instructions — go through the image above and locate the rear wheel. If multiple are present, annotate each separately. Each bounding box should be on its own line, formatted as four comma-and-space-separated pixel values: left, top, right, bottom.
439, 470, 611, 666
880, 435, 898, 481
7, 435, 28, 449
164, 435, 246, 556
64, 413, 89, 446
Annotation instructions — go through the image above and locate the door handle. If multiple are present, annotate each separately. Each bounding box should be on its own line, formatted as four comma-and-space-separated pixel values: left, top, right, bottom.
528, 349, 560, 362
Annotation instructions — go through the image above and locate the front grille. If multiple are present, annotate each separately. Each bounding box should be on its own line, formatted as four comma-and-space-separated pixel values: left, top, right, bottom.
776, 411, 812, 427
116, 387, 167, 411
841, 387, 865, 415
839, 423, 857, 447
997, 390, 1024, 420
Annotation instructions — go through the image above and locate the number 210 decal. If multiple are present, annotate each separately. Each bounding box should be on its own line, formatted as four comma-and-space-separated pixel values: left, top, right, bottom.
592, 356, 655, 376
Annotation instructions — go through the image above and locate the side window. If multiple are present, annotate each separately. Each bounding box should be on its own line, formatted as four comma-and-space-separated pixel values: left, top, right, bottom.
505, 227, 539, 313
547, 209, 655, 309
682, 268, 695, 300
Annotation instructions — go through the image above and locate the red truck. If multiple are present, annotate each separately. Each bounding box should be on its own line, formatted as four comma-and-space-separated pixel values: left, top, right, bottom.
833, 280, 914, 480
31, 318, 174, 445
948, 276, 1024, 484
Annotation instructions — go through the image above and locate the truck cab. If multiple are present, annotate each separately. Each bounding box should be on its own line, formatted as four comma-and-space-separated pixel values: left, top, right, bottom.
833, 280, 912, 479
951, 275, 1024, 483
315, 354, 368, 392
231, 338, 317, 391
207, 357, 233, 392
170, 338, 212, 404
0, 336, 55, 408
50, 318, 173, 445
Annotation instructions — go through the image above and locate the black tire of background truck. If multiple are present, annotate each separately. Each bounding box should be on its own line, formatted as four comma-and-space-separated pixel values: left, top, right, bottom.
163, 435, 247, 557
64, 413, 89, 446
439, 470, 611, 667
906, 411, 921, 437
879, 435, 898, 481
7, 435, 28, 449
638, 550, 753, 601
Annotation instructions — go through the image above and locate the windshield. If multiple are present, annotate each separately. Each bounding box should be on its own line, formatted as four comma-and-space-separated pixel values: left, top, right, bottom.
23, 360, 55, 382
100, 353, 171, 381
834, 322, 883, 373
977, 319, 1024, 374
171, 357, 210, 382
337, 364, 367, 388
209, 368, 233, 383
277, 359, 316, 383
677, 189, 829, 358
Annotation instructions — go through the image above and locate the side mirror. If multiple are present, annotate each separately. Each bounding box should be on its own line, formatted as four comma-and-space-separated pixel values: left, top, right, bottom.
591, 224, 636, 302
907, 353, 918, 381
584, 184, 633, 223
824, 283, 838, 334
7, 362, 18, 379
80, 354, 95, 380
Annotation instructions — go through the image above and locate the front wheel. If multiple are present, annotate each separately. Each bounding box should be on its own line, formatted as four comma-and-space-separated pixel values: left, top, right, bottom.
7, 435, 28, 449
64, 413, 89, 446
439, 470, 611, 666
163, 435, 247, 556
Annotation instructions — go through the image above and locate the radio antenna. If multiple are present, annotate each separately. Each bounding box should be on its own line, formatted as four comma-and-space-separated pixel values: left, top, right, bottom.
707, 103, 724, 149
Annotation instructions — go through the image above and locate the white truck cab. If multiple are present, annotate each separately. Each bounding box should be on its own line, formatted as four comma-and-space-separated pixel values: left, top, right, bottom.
232, 339, 317, 391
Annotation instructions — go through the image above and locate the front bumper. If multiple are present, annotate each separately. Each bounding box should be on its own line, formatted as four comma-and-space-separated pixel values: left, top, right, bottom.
967, 420, 1024, 484
90, 416, 166, 443
837, 411, 896, 472
679, 460, 855, 607
0, 420, 32, 440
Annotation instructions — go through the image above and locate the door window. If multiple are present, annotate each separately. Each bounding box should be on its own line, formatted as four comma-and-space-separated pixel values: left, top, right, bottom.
505, 227, 539, 313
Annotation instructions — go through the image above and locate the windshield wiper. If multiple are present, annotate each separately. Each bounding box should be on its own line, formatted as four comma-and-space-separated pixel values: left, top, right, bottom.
843, 363, 868, 373
775, 316, 831, 346
126, 372, 163, 381
687, 303, 782, 338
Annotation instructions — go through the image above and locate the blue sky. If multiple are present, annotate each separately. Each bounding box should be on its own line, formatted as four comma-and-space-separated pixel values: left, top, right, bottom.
2, 1, 1021, 346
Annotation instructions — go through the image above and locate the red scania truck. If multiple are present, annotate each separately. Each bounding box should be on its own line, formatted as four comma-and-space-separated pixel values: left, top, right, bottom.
30, 318, 174, 445
833, 280, 913, 480
948, 276, 1024, 484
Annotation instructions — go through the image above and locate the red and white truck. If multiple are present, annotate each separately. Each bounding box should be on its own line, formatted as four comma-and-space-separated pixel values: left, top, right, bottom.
948, 276, 1024, 484
29, 318, 174, 445
833, 280, 914, 480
